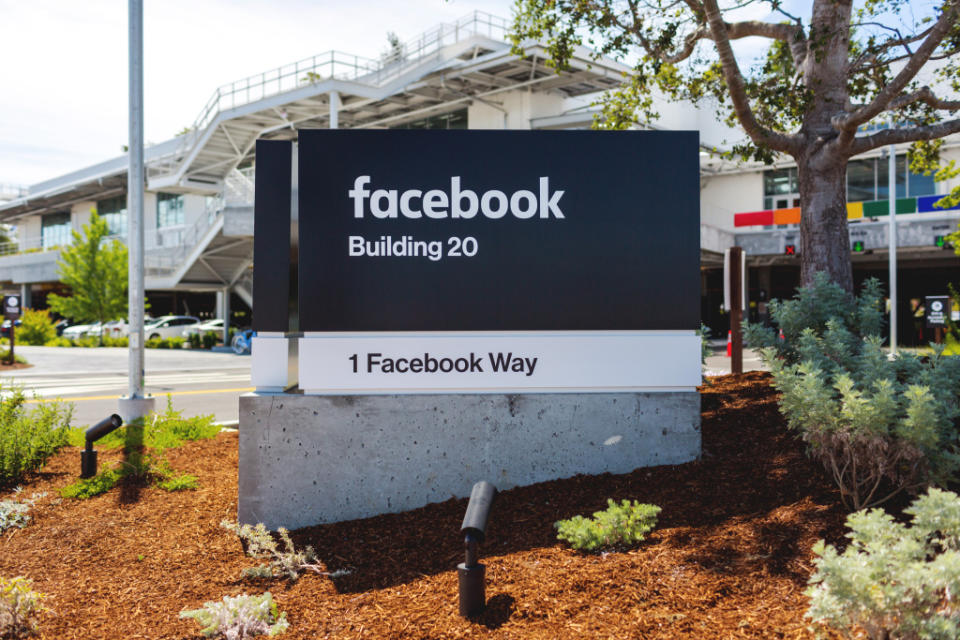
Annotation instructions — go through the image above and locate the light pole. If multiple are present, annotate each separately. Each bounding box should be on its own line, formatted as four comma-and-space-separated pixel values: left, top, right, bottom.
119, 0, 154, 422
888, 117, 898, 356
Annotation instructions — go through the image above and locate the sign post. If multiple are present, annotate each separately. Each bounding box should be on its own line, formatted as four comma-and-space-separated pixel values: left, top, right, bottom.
926, 295, 950, 344
4, 294, 20, 365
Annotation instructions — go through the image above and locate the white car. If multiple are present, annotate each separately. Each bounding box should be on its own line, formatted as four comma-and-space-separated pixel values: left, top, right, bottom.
182, 318, 224, 338
144, 315, 200, 340
62, 323, 94, 339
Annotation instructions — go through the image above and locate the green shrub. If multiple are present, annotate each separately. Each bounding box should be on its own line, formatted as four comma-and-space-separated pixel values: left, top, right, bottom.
202, 330, 218, 350
156, 473, 198, 492
101, 335, 128, 348
807, 488, 960, 640
180, 592, 288, 639
75, 336, 98, 348
749, 274, 960, 510
0, 385, 72, 486
188, 332, 202, 349
0, 349, 28, 364
43, 337, 74, 347
697, 323, 712, 364
16, 309, 56, 346
68, 397, 218, 451
0, 576, 47, 638
555, 499, 661, 552
60, 467, 122, 499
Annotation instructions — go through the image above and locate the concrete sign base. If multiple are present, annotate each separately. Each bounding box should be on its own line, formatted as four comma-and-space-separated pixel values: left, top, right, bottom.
238, 391, 700, 529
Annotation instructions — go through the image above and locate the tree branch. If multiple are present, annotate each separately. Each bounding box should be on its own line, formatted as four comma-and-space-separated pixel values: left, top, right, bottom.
834, 0, 960, 132
699, 0, 798, 153
850, 118, 960, 155
661, 18, 807, 68
889, 86, 960, 112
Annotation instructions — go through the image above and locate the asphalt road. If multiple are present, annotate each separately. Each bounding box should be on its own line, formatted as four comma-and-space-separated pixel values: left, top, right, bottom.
0, 346, 250, 427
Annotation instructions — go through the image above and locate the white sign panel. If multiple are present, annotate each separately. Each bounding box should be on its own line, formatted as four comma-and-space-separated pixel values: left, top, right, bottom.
298, 331, 701, 394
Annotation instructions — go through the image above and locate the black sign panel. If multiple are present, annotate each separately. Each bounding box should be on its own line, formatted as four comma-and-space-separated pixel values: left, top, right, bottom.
3, 294, 20, 319
926, 295, 950, 328
296, 130, 700, 332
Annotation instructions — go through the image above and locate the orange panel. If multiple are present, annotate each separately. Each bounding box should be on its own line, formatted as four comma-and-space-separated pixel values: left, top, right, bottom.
773, 207, 801, 225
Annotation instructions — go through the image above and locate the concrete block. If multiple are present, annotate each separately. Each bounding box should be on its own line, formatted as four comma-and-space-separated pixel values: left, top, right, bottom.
238, 391, 700, 529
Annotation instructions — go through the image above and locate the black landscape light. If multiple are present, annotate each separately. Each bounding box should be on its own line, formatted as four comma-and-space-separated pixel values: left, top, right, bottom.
80, 414, 124, 478
458, 480, 497, 617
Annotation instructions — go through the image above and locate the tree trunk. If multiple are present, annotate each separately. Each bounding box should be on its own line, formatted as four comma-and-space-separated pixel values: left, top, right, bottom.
797, 150, 855, 294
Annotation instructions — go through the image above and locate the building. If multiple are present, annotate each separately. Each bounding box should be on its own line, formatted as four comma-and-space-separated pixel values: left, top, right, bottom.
1, 11, 958, 343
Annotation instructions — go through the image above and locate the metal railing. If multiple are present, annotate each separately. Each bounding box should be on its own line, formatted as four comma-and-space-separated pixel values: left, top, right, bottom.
0, 184, 27, 201
154, 12, 508, 170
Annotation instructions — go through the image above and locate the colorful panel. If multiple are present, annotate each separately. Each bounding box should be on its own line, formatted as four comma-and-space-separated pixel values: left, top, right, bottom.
846, 202, 863, 219
773, 207, 801, 225
734, 210, 774, 227
862, 200, 889, 217
896, 197, 917, 214
918, 195, 960, 213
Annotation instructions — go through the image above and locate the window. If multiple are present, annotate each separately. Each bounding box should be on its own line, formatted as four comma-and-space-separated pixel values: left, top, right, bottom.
157, 193, 185, 228
397, 109, 468, 130
98, 195, 127, 236
762, 167, 799, 210
846, 155, 937, 202
41, 212, 71, 250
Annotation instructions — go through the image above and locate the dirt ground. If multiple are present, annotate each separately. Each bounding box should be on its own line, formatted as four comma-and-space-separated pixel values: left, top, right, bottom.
1, 372, 848, 639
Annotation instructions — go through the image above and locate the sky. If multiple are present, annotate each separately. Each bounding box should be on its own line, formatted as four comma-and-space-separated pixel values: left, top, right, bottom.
0, 0, 515, 187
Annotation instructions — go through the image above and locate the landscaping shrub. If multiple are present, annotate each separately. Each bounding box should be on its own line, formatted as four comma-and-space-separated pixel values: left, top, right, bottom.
180, 592, 288, 639
146, 336, 186, 349
221, 521, 331, 581
43, 337, 74, 347
16, 309, 55, 346
0, 385, 72, 486
0, 349, 27, 364
0, 489, 45, 532
746, 274, 960, 510
188, 332, 202, 349
59, 467, 123, 500
0, 576, 47, 638
806, 488, 960, 640
202, 330, 218, 350
101, 335, 128, 348
555, 499, 661, 552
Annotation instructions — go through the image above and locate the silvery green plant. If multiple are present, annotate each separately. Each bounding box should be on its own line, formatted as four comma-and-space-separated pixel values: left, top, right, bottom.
746, 273, 960, 510
555, 499, 660, 552
0, 489, 46, 532
807, 488, 960, 640
221, 521, 323, 581
179, 592, 288, 639
0, 576, 47, 638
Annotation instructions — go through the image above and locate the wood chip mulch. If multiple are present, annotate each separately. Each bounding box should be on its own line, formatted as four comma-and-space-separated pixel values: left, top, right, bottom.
1, 372, 848, 639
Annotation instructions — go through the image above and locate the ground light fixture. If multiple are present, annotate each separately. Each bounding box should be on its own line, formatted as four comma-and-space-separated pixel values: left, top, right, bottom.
80, 414, 124, 478
458, 480, 497, 617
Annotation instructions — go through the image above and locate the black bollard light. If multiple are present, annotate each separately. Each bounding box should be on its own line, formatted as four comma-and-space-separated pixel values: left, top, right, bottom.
458, 480, 497, 617
80, 414, 124, 478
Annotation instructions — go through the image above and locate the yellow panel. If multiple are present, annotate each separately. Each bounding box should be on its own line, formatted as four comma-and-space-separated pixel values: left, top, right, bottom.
847, 202, 863, 219
773, 207, 801, 225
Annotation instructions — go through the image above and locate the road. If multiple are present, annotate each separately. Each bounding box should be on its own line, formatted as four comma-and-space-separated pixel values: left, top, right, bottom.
0, 346, 251, 427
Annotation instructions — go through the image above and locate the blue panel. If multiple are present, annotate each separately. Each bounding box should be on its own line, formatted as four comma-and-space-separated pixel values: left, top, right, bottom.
918, 195, 960, 213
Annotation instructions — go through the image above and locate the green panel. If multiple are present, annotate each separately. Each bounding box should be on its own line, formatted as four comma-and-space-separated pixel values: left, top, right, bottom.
863, 200, 889, 217
896, 197, 916, 214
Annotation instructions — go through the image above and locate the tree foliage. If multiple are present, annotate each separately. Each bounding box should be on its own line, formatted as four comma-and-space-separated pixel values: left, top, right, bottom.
511, 0, 960, 291
47, 211, 127, 341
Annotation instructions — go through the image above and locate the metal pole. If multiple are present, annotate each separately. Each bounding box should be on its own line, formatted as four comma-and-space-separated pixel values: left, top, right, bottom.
329, 91, 340, 129
730, 246, 743, 374
888, 120, 898, 355
120, 0, 153, 421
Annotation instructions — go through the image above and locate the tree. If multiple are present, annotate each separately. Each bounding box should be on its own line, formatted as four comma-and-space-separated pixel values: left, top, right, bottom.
47, 211, 128, 344
512, 0, 960, 293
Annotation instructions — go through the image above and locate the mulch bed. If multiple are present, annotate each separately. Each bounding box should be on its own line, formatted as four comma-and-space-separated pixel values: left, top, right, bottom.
1, 372, 849, 639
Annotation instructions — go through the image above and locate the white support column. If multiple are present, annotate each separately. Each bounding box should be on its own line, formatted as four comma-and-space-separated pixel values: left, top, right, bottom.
888, 130, 898, 355
19, 284, 31, 310
220, 287, 231, 346
329, 91, 340, 129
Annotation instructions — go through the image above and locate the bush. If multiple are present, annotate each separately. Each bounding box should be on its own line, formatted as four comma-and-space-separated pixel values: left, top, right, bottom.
180, 592, 288, 639
43, 337, 74, 348
0, 489, 45, 532
156, 472, 198, 492
59, 467, 123, 500
16, 309, 56, 346
555, 499, 661, 552
221, 521, 325, 581
807, 488, 960, 640
0, 349, 28, 364
101, 335, 128, 348
0, 385, 73, 486
202, 330, 218, 350
146, 336, 186, 349
188, 332, 202, 349
0, 576, 47, 638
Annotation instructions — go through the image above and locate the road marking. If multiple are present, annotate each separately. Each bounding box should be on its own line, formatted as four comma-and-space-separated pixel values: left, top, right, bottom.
25, 387, 255, 403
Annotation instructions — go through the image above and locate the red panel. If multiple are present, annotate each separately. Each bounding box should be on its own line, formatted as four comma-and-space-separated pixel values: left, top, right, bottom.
734, 210, 774, 227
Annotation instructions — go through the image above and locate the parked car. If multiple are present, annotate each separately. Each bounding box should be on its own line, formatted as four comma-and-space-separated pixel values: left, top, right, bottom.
0, 319, 21, 338
182, 318, 224, 338
144, 315, 200, 340
62, 323, 94, 339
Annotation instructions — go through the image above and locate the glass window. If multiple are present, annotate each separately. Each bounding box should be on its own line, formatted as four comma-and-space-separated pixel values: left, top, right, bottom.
846, 158, 876, 202
157, 193, 185, 228
397, 108, 468, 130
98, 195, 127, 237
908, 162, 935, 197
763, 168, 796, 196
41, 212, 71, 250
